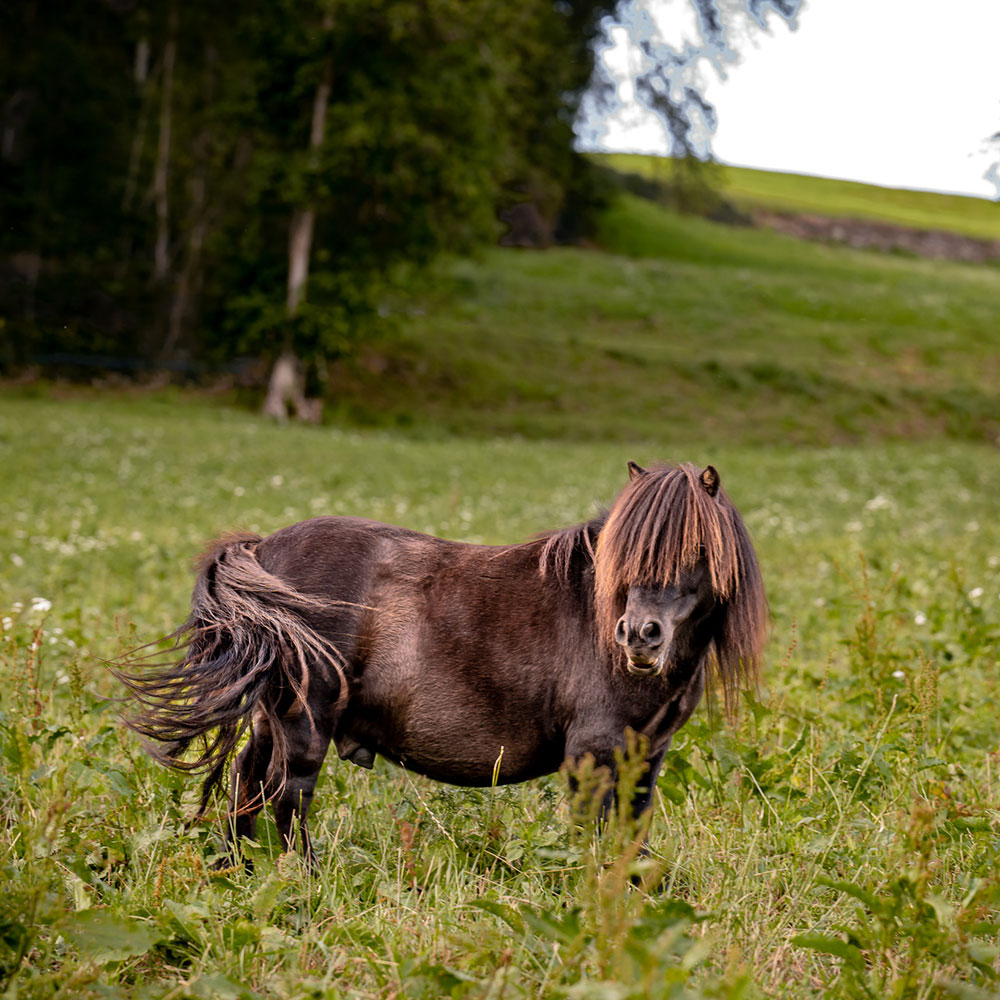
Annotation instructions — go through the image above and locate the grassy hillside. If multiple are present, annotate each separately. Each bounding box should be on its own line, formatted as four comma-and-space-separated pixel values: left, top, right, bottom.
595, 152, 1000, 240
315, 191, 999, 447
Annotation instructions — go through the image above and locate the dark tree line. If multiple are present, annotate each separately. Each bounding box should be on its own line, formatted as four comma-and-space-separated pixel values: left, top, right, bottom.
1, 0, 615, 393
1, 0, 806, 410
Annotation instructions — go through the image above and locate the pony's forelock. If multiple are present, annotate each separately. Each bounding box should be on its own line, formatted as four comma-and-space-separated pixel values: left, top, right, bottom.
593, 463, 767, 712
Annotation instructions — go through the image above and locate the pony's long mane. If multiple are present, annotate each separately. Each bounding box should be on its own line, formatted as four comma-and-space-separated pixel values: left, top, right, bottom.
591, 463, 767, 711
538, 516, 604, 587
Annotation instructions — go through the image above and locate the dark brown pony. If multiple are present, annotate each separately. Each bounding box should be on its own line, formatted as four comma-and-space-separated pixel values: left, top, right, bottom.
118, 462, 766, 862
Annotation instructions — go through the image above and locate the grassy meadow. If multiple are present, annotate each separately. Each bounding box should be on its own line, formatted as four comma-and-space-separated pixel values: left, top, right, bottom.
2, 173, 1000, 998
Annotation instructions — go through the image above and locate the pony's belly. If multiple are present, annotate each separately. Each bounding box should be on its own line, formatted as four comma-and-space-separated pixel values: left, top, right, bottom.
341, 707, 566, 787
380, 741, 566, 787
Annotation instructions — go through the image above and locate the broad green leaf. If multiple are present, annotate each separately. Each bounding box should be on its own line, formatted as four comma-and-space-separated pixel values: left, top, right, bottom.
520, 905, 582, 946
62, 910, 157, 965
816, 877, 879, 910
470, 899, 525, 934
792, 932, 864, 970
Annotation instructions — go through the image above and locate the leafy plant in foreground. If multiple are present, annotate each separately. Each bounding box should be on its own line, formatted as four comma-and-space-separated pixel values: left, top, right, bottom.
794, 798, 1000, 999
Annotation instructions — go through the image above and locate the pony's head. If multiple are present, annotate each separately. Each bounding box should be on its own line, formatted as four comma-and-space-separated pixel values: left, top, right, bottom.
594, 462, 767, 709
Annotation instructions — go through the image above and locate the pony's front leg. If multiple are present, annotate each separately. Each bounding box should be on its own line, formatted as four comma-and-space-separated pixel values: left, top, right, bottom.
564, 732, 619, 827
564, 733, 665, 836
629, 749, 666, 823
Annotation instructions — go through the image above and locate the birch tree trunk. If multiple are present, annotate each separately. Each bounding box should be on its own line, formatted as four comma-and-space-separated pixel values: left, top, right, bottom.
118, 35, 153, 288
162, 150, 205, 361
262, 10, 333, 423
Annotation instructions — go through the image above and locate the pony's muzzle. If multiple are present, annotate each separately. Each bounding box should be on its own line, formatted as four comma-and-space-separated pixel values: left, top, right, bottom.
614, 615, 666, 675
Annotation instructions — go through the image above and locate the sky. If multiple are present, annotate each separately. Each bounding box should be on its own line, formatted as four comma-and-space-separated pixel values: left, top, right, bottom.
583, 0, 1000, 200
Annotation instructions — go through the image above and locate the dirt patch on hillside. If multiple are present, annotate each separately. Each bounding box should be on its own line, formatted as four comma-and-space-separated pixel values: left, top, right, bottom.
755, 209, 1000, 264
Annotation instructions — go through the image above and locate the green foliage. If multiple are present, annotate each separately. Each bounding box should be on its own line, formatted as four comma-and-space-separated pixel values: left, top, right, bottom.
224, 271, 380, 364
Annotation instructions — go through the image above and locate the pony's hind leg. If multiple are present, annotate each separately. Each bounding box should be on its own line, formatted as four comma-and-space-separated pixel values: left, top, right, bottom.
270, 710, 334, 866
223, 713, 274, 868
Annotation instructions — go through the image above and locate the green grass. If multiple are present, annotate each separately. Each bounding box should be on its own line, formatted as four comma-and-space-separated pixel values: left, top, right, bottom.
595, 153, 1000, 240
2, 397, 1000, 998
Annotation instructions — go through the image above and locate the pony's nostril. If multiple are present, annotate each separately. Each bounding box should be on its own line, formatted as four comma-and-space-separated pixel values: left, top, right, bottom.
614, 617, 628, 645
640, 621, 662, 645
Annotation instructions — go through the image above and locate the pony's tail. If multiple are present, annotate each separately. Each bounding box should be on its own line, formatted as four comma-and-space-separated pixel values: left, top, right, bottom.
114, 532, 347, 816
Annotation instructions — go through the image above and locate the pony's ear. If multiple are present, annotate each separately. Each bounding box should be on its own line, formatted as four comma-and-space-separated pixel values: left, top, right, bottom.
700, 465, 720, 497
627, 461, 647, 482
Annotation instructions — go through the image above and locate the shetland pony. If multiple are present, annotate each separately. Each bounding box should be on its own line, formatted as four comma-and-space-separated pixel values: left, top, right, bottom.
119, 462, 766, 862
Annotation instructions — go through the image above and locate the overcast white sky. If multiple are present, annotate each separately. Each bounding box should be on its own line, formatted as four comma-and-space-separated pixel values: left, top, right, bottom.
585, 0, 1000, 200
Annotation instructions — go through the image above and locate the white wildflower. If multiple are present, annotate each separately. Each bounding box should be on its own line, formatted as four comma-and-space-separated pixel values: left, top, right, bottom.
270, 475, 284, 487
914, 611, 927, 626
233, 486, 245, 497
845, 520, 862, 533
892, 670, 906, 679
10, 553, 24, 568
30, 597, 52, 614
865, 495, 892, 511
968, 587, 984, 601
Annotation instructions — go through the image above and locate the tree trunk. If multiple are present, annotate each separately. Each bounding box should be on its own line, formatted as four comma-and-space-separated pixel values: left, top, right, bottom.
162, 163, 205, 362
153, 4, 176, 285
122, 36, 152, 215
285, 207, 315, 317
12, 251, 41, 325
263, 10, 333, 423
162, 44, 215, 361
